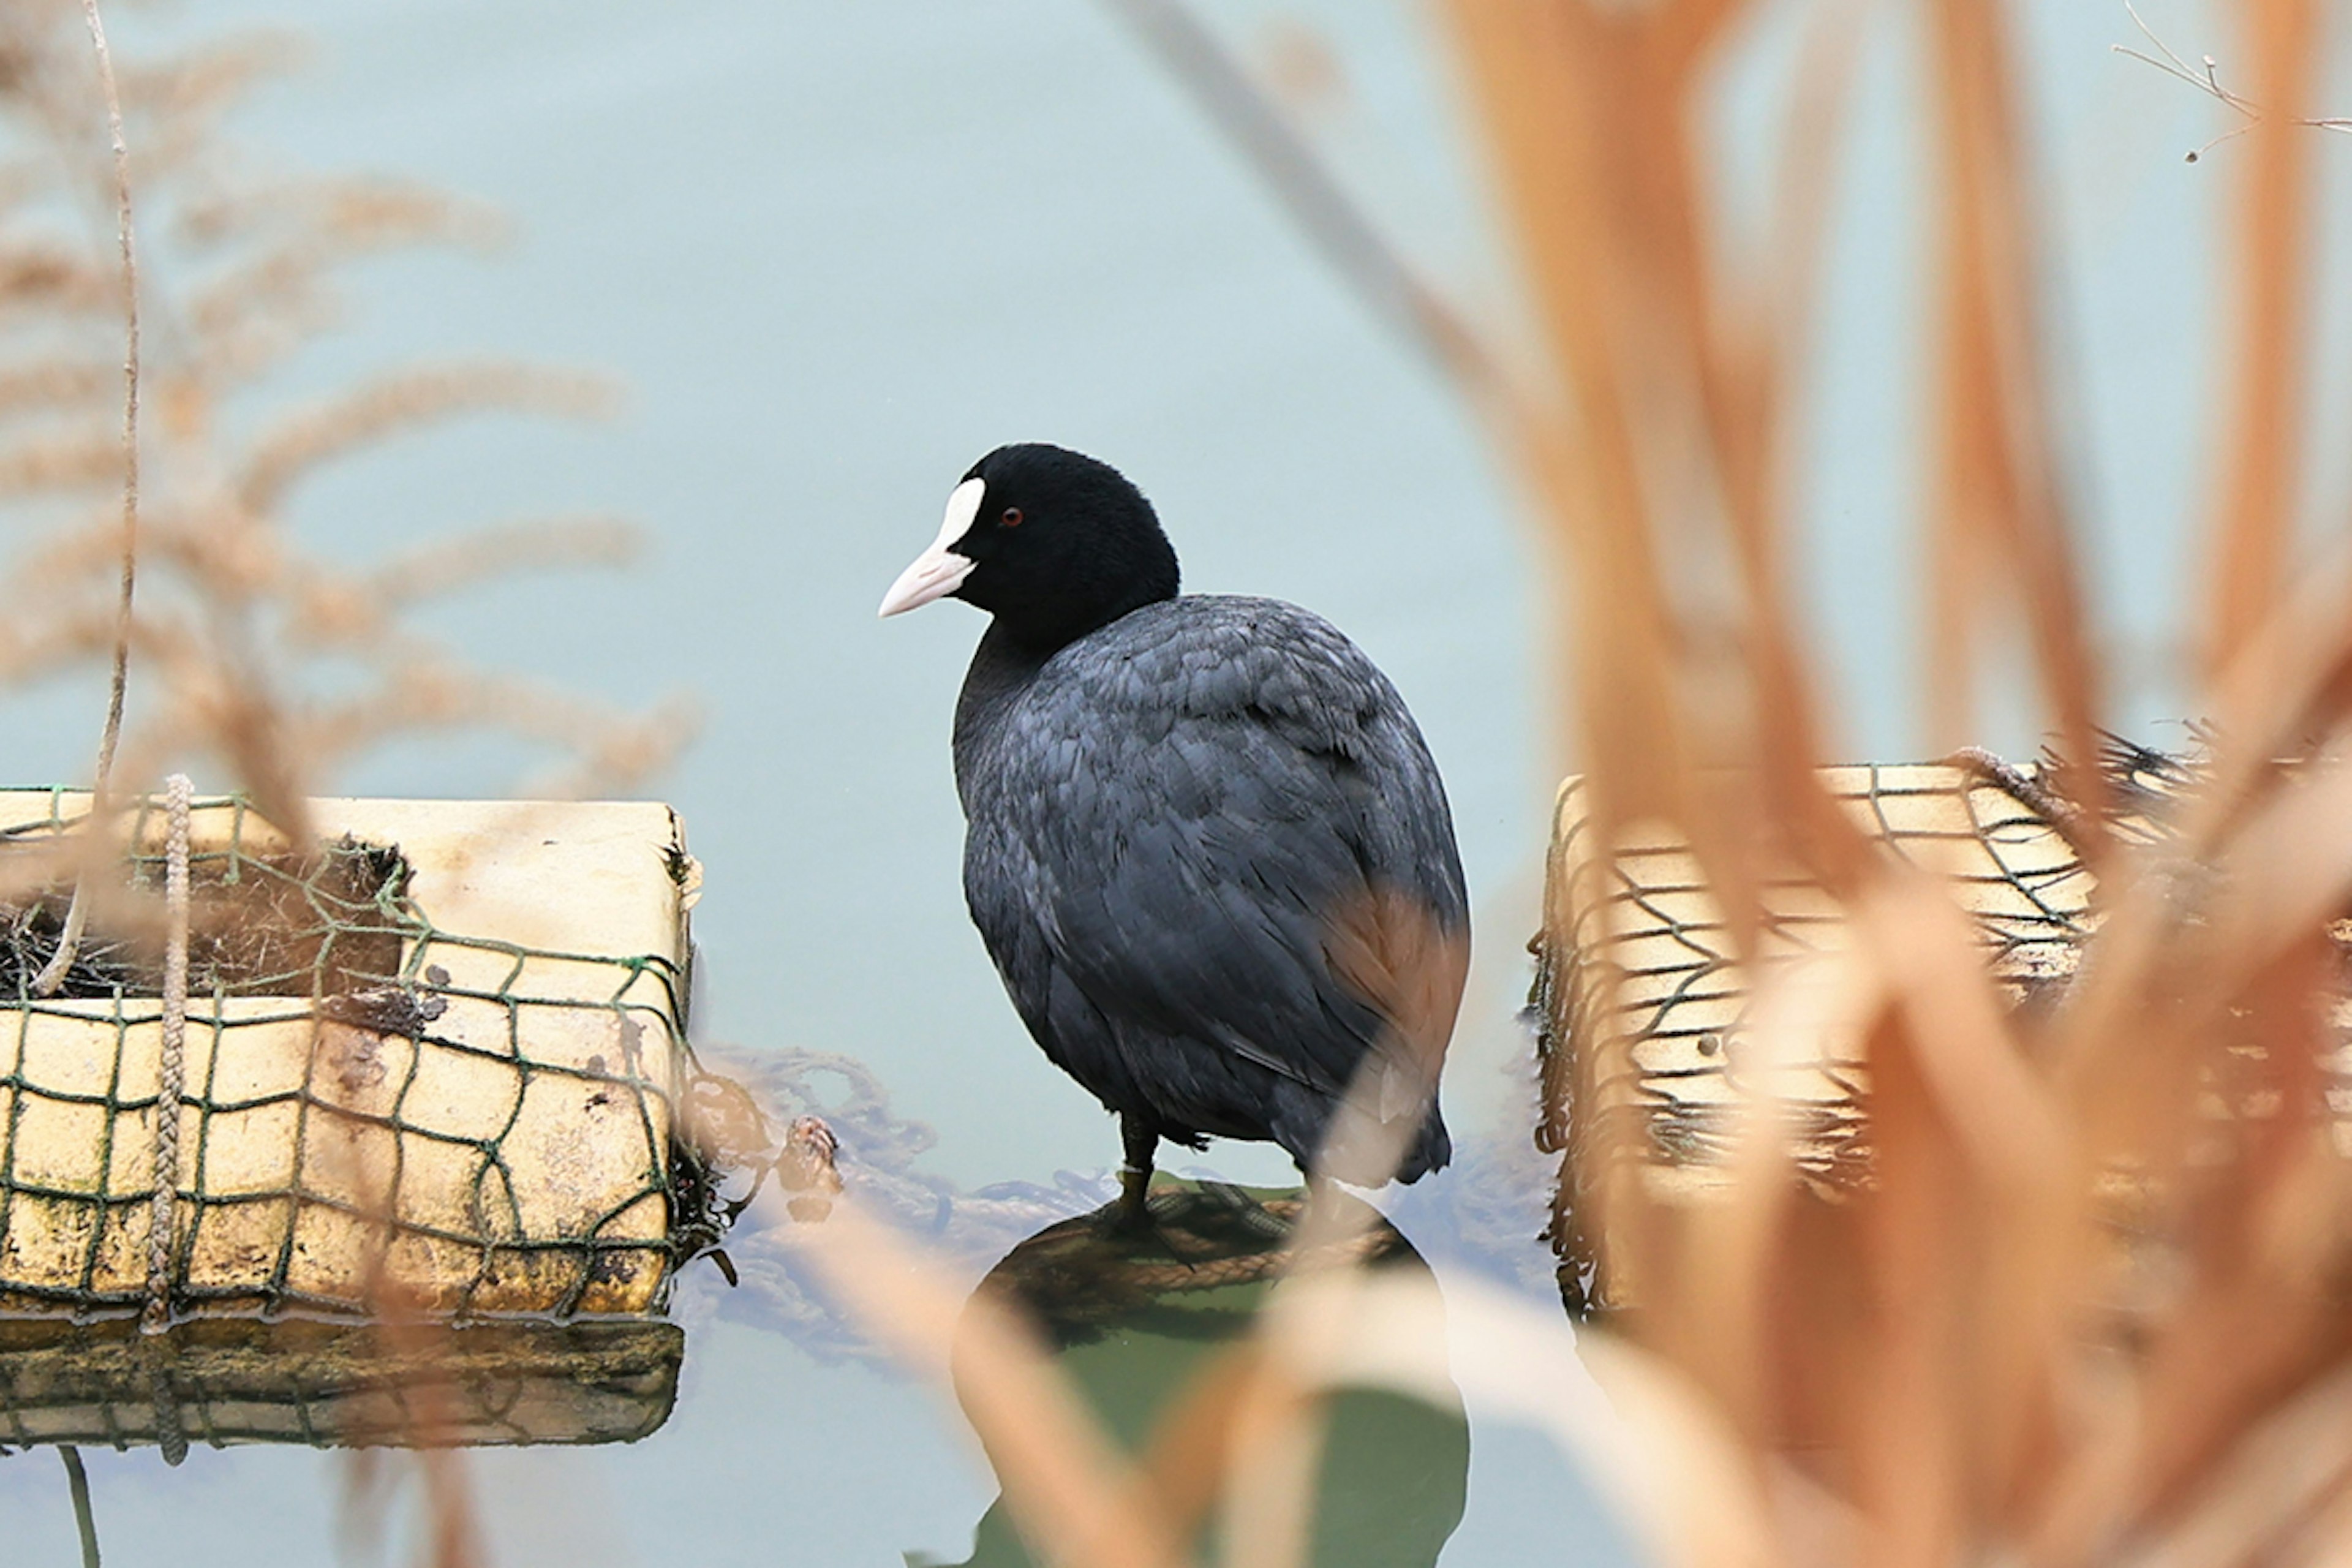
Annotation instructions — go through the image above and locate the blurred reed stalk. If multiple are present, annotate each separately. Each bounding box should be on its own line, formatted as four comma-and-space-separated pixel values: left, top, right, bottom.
1084, 1, 2352, 1565
2205, 0, 2317, 678
1452, 1, 2352, 1564
29, 0, 141, 995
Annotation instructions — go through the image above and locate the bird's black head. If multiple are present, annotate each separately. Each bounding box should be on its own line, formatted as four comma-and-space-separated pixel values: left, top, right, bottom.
878, 444, 1181, 653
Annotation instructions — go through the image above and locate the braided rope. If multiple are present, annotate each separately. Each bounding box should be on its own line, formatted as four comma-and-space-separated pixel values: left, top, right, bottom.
141, 772, 190, 1336
145, 1346, 187, 1466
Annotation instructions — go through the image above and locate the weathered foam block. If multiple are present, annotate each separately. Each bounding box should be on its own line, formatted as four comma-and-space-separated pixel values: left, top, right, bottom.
1533, 765, 2097, 1307
0, 794, 695, 1322
1536, 762, 2352, 1313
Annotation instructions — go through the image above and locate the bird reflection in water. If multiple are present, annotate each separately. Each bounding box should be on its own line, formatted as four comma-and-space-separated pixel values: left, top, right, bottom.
930, 1180, 1467, 1567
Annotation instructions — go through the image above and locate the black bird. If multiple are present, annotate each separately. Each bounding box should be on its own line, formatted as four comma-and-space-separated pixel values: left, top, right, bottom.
880, 444, 1468, 1218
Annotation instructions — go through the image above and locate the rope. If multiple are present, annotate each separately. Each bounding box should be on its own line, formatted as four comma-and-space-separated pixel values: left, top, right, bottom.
140, 773, 190, 1336
33, 0, 142, 999
142, 775, 192, 1461
144, 1349, 186, 1468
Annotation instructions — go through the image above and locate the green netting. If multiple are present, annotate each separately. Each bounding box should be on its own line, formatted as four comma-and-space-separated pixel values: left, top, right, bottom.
0, 788, 725, 1327
1532, 755, 2117, 1314
1533, 742, 2352, 1314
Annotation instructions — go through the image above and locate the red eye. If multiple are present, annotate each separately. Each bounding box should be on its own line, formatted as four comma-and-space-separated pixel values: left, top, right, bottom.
1001, 508, 1023, 528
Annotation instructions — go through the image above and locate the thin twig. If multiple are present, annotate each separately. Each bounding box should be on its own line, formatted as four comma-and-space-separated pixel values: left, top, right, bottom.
2117, 1, 2256, 110
59, 1446, 102, 1568
2114, 1, 2352, 161
35, 0, 142, 997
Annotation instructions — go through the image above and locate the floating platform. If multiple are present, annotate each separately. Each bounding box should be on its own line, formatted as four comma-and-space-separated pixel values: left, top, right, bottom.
1525, 760, 2336, 1314
0, 792, 699, 1324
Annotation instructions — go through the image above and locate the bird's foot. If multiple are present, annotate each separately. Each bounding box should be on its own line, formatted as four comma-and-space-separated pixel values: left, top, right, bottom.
1107, 1163, 1156, 1235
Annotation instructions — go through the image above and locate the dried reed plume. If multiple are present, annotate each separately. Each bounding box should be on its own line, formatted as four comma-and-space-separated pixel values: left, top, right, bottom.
0, 0, 692, 837
1, 1, 687, 1560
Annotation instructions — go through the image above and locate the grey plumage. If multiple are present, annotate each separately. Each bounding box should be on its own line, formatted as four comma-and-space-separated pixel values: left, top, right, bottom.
952, 594, 1467, 1183
880, 442, 1468, 1197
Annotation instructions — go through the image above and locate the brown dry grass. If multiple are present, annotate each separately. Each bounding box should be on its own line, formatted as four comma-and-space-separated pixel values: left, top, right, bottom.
1429, 2, 2352, 1566
1403, 1, 2352, 1564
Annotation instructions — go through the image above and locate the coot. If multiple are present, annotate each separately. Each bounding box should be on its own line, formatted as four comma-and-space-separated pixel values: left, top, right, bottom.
880, 444, 1468, 1215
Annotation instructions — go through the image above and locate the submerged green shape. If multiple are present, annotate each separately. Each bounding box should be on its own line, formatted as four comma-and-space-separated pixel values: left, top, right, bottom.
930, 1181, 1468, 1568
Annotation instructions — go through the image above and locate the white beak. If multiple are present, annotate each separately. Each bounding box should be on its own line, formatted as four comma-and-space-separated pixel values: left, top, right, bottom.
878, 477, 986, 617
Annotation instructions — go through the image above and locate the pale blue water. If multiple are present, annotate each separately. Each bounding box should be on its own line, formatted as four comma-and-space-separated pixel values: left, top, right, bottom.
2, 0, 2344, 1561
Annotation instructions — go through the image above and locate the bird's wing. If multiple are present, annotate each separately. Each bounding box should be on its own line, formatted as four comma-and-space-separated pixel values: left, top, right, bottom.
972, 598, 1468, 1112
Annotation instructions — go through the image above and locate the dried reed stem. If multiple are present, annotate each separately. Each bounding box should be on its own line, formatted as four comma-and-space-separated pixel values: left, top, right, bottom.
34, 0, 142, 998
1925, 0, 2108, 832
2114, 2, 2352, 158
2204, 0, 2319, 679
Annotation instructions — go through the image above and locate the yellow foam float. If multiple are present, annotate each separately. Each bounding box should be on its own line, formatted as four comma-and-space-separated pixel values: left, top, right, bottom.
0, 791, 704, 1451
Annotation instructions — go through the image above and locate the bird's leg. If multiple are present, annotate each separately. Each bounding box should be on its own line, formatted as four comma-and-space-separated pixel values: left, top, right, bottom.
1114, 1115, 1159, 1231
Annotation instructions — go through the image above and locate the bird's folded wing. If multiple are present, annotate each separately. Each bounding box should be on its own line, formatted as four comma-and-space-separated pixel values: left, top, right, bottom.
982, 607, 1469, 1108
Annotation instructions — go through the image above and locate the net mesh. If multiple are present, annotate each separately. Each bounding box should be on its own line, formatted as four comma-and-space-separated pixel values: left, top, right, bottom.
1529, 752, 2350, 1314
0, 788, 720, 1325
